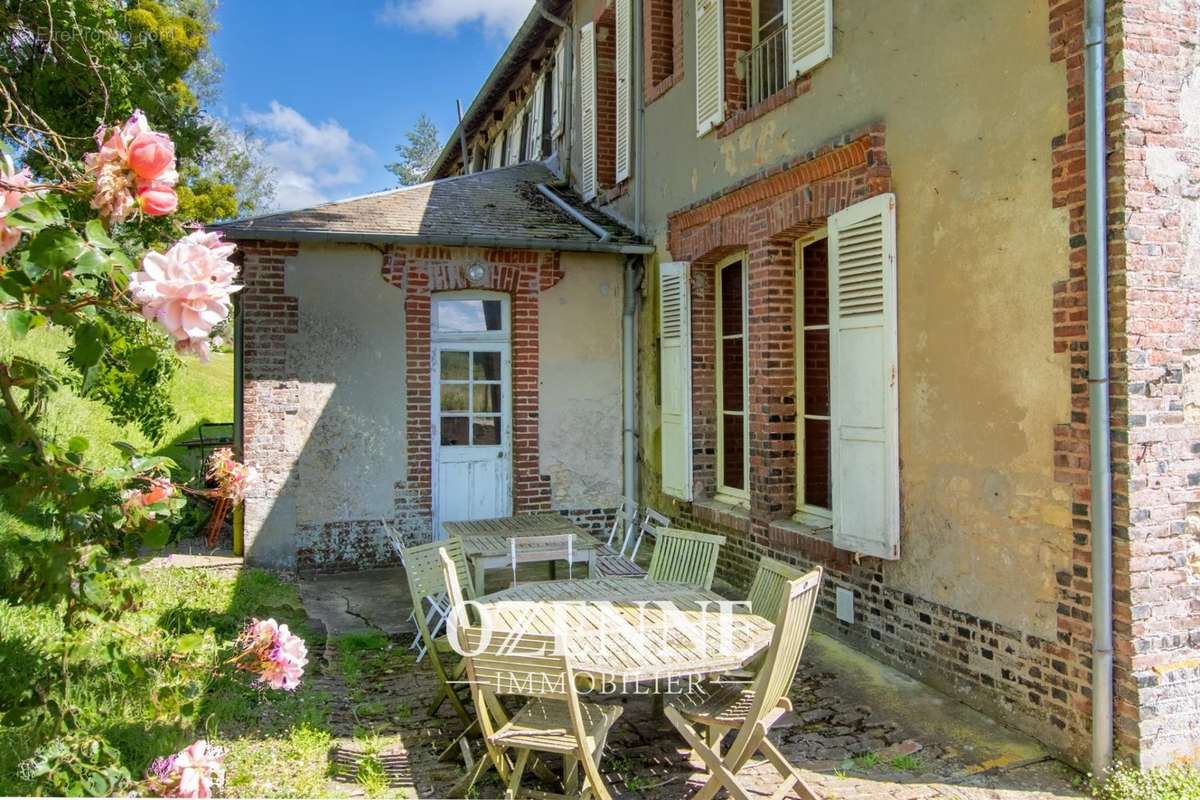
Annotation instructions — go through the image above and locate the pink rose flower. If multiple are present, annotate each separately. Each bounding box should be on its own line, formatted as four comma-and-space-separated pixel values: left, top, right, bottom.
233, 617, 308, 692
147, 740, 224, 798
84, 110, 178, 222
127, 131, 175, 180
0, 155, 33, 256
129, 230, 240, 361
137, 180, 179, 216
0, 221, 20, 258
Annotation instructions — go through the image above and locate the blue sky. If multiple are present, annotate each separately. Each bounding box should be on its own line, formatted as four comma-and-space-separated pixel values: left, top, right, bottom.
209, 0, 535, 211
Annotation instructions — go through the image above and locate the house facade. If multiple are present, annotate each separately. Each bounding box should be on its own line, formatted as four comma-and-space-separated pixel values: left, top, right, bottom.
226, 0, 1200, 772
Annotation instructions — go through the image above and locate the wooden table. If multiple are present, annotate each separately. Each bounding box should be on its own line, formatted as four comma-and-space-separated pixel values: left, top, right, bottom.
443, 513, 598, 594
475, 577, 775, 684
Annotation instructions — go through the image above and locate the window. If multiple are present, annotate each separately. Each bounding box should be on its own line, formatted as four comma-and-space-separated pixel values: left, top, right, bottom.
716, 253, 748, 502
795, 232, 832, 522
434, 299, 505, 334
489, 135, 503, 170
645, 0, 682, 101
518, 108, 531, 162
744, 0, 788, 108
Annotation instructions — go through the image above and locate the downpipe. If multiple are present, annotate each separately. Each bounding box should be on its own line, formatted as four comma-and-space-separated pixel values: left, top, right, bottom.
622, 255, 643, 509
1084, 0, 1113, 777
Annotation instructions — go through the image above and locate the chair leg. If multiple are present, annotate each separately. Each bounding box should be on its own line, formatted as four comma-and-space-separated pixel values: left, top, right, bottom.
757, 737, 821, 800
664, 707, 753, 800
505, 749, 530, 799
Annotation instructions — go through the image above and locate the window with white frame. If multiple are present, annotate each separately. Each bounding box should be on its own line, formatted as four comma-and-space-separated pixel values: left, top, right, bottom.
795, 231, 832, 522
716, 253, 748, 502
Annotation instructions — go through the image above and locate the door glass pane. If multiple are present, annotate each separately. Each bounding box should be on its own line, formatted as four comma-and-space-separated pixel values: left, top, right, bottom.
473, 351, 502, 381
441, 416, 470, 446
804, 419, 832, 511
440, 384, 469, 412
722, 337, 744, 411
802, 239, 829, 327
436, 300, 504, 333
720, 262, 743, 335
440, 350, 470, 380
803, 329, 830, 416
473, 416, 501, 445
722, 415, 745, 490
473, 384, 501, 413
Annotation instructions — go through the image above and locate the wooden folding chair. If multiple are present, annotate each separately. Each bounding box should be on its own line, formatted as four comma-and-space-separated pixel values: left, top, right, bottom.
646, 528, 726, 590
400, 537, 478, 728
746, 557, 807, 623
665, 567, 824, 800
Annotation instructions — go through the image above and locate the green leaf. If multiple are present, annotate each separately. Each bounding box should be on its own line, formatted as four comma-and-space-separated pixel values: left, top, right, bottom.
74, 248, 113, 277
28, 227, 85, 277
5, 199, 65, 230
128, 346, 158, 375
6, 309, 33, 338
84, 220, 118, 250
112, 441, 139, 456
68, 436, 90, 453
175, 633, 205, 653
142, 523, 170, 549
73, 329, 105, 368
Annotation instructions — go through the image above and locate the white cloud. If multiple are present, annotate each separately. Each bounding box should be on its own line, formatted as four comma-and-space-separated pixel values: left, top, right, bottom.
242, 101, 374, 212
376, 0, 534, 37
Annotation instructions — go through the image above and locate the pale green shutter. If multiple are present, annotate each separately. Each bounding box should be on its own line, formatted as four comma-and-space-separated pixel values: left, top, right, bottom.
489, 135, 502, 170
615, 0, 632, 182
784, 0, 832, 78
552, 38, 565, 137
530, 73, 546, 160
507, 116, 522, 164
580, 22, 598, 200
695, 0, 723, 136
659, 262, 693, 500
829, 193, 899, 559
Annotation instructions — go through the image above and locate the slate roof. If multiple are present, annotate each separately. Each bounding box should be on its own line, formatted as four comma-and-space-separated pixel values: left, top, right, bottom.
218, 162, 651, 255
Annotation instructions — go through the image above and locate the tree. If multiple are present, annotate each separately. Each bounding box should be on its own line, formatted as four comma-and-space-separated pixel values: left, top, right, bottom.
386, 113, 442, 186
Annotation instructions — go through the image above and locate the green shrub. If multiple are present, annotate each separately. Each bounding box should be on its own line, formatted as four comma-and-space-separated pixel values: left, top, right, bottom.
1092, 763, 1200, 800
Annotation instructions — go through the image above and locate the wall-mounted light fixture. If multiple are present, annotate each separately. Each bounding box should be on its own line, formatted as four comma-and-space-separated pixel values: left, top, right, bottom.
466, 262, 488, 285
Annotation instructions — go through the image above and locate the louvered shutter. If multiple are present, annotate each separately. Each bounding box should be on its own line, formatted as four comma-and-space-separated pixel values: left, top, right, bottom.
507, 116, 522, 164
552, 38, 565, 137
659, 262, 693, 500
489, 135, 502, 170
530, 73, 546, 160
695, 0, 724, 136
829, 193, 899, 560
615, 0, 632, 182
784, 0, 832, 78
580, 22, 598, 200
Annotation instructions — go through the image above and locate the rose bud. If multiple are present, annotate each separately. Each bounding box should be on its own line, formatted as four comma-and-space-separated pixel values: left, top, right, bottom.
127, 132, 176, 180
137, 180, 179, 216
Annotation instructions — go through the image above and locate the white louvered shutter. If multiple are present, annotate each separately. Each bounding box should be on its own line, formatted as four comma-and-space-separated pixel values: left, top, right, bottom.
530, 73, 546, 160
695, 0, 724, 136
659, 262, 693, 500
552, 38, 565, 137
580, 22, 598, 201
784, 0, 832, 79
615, 0, 632, 182
489, 135, 502, 169
507, 116, 523, 164
829, 193, 899, 560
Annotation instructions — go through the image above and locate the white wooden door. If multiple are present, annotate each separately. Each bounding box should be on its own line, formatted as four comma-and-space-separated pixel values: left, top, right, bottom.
430, 294, 513, 538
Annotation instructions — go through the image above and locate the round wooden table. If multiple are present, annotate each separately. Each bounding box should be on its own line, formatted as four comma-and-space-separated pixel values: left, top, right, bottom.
475, 577, 774, 685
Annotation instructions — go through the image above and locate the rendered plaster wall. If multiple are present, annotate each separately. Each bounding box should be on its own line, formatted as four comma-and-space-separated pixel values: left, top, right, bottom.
627, 0, 1073, 640
538, 252, 625, 510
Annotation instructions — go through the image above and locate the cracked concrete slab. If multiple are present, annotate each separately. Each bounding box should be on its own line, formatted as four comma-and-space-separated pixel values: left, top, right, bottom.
297, 567, 415, 638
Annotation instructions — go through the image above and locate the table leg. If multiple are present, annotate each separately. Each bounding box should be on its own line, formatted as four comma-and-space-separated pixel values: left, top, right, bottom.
588, 550, 598, 579
474, 558, 487, 597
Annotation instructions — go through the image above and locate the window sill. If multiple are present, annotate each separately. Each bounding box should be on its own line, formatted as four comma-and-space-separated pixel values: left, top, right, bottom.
767, 517, 854, 569
716, 76, 812, 139
645, 71, 683, 106
596, 179, 630, 207
691, 497, 751, 535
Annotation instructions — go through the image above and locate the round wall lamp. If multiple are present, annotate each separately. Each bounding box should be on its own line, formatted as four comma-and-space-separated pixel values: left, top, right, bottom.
466, 263, 489, 285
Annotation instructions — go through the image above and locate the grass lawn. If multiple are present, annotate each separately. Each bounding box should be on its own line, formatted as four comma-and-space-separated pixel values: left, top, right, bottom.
0, 566, 337, 797
0, 326, 234, 538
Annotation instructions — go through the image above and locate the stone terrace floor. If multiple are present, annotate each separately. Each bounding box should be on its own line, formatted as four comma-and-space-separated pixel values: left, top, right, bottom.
296, 566, 1085, 800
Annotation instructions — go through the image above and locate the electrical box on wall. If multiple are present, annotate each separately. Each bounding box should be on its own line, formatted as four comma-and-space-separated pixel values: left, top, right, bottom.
836, 586, 855, 624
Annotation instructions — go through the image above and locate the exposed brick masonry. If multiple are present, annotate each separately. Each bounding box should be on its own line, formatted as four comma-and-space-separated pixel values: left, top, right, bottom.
644, 0, 684, 104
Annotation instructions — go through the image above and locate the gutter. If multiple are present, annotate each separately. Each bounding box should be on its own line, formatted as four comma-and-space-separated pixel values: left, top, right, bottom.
218, 227, 653, 255
536, 183, 609, 241
1084, 0, 1113, 778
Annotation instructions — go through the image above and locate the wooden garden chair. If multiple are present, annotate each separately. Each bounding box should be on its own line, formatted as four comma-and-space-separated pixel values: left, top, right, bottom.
645, 528, 726, 590
385, 523, 440, 663
664, 567, 824, 800
400, 537, 478, 729
746, 557, 807, 623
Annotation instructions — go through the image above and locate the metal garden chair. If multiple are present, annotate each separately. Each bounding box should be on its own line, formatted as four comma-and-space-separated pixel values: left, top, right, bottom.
595, 505, 670, 578
645, 528, 726, 590
665, 566, 824, 800
400, 537, 477, 729
507, 533, 578, 586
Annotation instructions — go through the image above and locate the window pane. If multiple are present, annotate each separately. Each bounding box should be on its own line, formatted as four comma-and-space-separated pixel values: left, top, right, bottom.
473, 416, 501, 445
440, 351, 470, 380
436, 300, 504, 333
804, 419, 832, 511
720, 262, 743, 336
440, 384, 469, 412
722, 337, 744, 411
802, 238, 829, 327
441, 416, 470, 446
722, 415, 745, 490
803, 329, 830, 416
473, 351, 502, 381
473, 384, 501, 413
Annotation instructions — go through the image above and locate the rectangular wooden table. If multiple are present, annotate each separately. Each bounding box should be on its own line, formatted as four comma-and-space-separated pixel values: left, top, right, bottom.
442, 513, 599, 593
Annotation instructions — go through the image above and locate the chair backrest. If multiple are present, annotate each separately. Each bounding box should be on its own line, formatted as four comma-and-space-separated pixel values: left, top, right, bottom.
606, 499, 639, 548
745, 557, 807, 622
382, 522, 406, 562
458, 626, 571, 700
508, 533, 576, 584
438, 548, 472, 649
746, 567, 823, 726
645, 528, 725, 589
627, 507, 671, 560
402, 537, 476, 604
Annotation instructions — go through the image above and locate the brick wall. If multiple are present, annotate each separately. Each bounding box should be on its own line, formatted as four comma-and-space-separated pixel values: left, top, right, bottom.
645, 0, 684, 104
239, 241, 618, 572
594, 5, 618, 190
